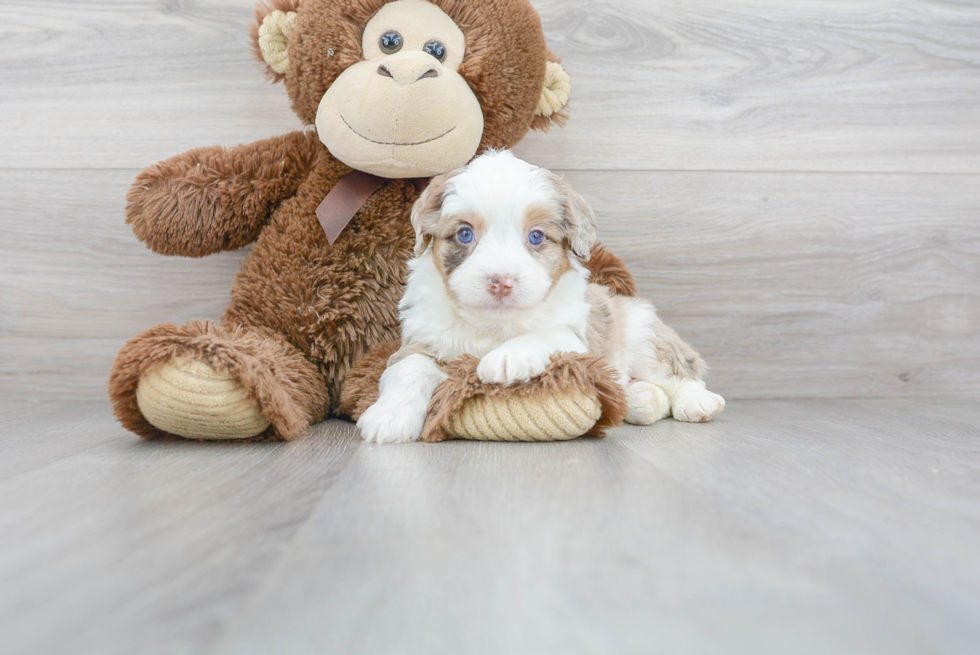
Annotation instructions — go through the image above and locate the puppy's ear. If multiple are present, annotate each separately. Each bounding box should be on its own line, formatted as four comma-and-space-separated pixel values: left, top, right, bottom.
549, 173, 597, 261
410, 173, 451, 257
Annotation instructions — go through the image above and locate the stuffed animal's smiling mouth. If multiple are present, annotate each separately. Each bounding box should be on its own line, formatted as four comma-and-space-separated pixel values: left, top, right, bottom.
341, 116, 456, 146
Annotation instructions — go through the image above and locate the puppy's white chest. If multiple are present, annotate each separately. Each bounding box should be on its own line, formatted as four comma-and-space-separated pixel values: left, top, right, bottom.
439, 321, 532, 359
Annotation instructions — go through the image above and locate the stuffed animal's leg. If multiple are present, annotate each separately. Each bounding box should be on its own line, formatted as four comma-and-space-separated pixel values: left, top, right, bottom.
357, 353, 448, 443
109, 320, 328, 441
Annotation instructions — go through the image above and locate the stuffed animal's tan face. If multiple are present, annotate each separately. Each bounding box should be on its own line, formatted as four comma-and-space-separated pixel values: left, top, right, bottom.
315, 0, 484, 178
254, 0, 571, 179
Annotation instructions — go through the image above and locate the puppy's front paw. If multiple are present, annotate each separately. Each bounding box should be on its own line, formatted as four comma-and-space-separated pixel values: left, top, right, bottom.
671, 382, 726, 423
477, 345, 552, 386
357, 400, 427, 444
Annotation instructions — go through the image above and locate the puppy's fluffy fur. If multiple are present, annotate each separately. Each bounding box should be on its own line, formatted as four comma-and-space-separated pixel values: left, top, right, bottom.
358, 151, 724, 443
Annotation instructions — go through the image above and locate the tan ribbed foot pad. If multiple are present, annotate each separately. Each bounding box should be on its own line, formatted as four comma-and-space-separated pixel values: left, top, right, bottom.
445, 389, 602, 442
135, 358, 270, 440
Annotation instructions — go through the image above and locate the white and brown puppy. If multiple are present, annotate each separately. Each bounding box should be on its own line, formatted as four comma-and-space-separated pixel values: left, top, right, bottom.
357, 151, 724, 443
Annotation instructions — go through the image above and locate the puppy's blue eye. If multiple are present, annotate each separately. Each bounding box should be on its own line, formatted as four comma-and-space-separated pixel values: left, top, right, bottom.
457, 228, 474, 244
528, 230, 545, 245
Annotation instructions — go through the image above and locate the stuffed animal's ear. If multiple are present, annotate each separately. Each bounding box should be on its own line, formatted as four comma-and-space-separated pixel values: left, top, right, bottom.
531, 51, 572, 131
251, 1, 301, 82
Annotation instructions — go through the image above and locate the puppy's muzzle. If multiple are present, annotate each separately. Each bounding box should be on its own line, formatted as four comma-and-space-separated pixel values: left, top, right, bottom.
487, 274, 515, 300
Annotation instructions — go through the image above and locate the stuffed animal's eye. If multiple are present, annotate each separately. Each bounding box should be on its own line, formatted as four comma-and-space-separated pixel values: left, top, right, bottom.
380, 31, 403, 54
423, 40, 447, 62
528, 230, 545, 245
457, 227, 474, 244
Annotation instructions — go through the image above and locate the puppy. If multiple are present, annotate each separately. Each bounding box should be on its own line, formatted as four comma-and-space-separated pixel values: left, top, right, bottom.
358, 151, 725, 443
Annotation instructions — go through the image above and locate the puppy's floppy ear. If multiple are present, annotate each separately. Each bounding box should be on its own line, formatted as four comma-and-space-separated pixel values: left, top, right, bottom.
548, 173, 597, 262
410, 173, 452, 257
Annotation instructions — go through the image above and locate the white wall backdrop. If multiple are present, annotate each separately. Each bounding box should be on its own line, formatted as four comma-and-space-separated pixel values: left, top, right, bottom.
2, 0, 978, 400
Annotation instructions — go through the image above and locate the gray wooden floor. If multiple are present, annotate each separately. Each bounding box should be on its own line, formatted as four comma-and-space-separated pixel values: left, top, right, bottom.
1, 399, 978, 654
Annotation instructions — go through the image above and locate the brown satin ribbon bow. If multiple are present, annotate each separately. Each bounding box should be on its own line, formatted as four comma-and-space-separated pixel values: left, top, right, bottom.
315, 171, 431, 245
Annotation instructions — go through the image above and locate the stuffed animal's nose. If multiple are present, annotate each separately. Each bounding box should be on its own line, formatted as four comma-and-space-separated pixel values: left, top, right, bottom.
377, 52, 441, 86
488, 274, 515, 299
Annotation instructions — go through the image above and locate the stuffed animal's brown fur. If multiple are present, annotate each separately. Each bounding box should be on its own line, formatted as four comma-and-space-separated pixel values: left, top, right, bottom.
109, 0, 634, 441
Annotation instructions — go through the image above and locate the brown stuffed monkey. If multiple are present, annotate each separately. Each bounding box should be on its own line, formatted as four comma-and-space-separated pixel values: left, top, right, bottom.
109, 0, 635, 442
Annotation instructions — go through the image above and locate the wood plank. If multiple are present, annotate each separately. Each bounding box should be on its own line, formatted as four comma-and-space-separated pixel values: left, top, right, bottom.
0, 404, 360, 655
566, 169, 980, 399
0, 0, 304, 170
1, 168, 977, 401
1, 1, 978, 172
206, 398, 980, 655
0, 168, 246, 399
519, 0, 980, 173
0, 401, 122, 482
1, 399, 977, 654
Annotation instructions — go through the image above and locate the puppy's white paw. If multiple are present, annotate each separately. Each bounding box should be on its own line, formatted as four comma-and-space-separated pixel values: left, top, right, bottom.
477, 344, 552, 386
671, 382, 725, 423
625, 381, 671, 425
357, 400, 427, 444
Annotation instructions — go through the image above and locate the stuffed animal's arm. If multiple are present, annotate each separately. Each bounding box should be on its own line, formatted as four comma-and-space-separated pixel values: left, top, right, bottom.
125, 130, 321, 257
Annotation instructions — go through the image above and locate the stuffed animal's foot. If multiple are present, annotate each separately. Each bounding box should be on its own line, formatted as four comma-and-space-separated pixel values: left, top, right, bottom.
671, 380, 726, 423
625, 381, 671, 425
109, 320, 328, 441
136, 359, 270, 440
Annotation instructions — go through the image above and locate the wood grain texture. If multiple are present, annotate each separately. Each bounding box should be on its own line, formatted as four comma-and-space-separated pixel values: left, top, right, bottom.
214, 399, 980, 654
2, 168, 977, 400
3, 399, 977, 654
518, 0, 980, 173
0, 168, 246, 398
0, 1, 978, 172
0, 401, 122, 483
0, 403, 360, 655
566, 169, 980, 399
0, 0, 303, 170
